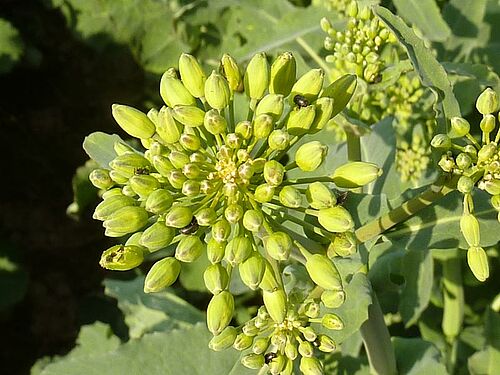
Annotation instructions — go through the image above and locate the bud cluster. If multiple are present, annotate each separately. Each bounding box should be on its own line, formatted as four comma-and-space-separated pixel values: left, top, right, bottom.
431, 87, 500, 281
396, 129, 431, 184
313, 0, 352, 17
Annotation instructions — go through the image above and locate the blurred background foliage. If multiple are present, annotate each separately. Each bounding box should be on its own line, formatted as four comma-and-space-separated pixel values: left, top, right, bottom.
0, 0, 499, 374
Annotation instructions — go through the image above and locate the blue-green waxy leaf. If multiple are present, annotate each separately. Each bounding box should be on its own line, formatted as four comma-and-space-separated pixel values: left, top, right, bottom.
393, 338, 448, 375
392, 0, 451, 42
83, 132, 123, 169
374, 6, 461, 133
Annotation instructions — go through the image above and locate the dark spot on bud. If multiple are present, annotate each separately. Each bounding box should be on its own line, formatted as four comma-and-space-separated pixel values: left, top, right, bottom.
313, 338, 320, 347
293, 95, 309, 108
264, 352, 277, 364
135, 167, 150, 175
336, 191, 348, 206
372, 74, 382, 84
180, 217, 199, 235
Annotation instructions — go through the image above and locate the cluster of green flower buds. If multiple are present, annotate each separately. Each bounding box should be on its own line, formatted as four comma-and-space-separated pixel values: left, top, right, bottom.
313, 0, 352, 16
209, 253, 346, 375
396, 130, 431, 184
431, 87, 500, 281
321, 2, 397, 83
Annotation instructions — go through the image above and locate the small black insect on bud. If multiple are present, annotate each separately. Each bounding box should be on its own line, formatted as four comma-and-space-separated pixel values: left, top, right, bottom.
179, 217, 199, 235
372, 74, 382, 84
312, 338, 320, 347
336, 191, 349, 206
293, 94, 309, 108
134, 167, 150, 175
264, 352, 277, 364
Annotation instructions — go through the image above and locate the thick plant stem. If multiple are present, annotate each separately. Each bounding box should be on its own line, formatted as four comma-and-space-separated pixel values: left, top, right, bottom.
360, 294, 398, 375
354, 176, 455, 243
346, 131, 363, 193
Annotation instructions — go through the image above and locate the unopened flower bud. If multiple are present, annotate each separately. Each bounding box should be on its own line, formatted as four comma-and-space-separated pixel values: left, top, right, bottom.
205, 71, 231, 110
456, 153, 472, 170
167, 169, 187, 189
235, 120, 252, 139
255, 94, 284, 120
318, 206, 354, 233
239, 252, 266, 290
316, 334, 336, 352
160, 70, 196, 107
172, 105, 205, 127
268, 129, 290, 150
209, 326, 237, 351
329, 232, 357, 257
140, 222, 175, 252
310, 97, 334, 132
99, 244, 144, 271
143, 257, 181, 293
467, 246, 489, 282
242, 210, 264, 232
301, 326, 317, 342
305, 254, 343, 290
290, 69, 324, 103
252, 337, 270, 355
165, 206, 193, 228
241, 354, 265, 370
234, 333, 254, 351
194, 207, 217, 226
279, 186, 303, 208
244, 52, 269, 101
212, 219, 231, 242
264, 160, 285, 186
306, 182, 336, 209
332, 161, 381, 188
284, 340, 298, 360
431, 134, 452, 150
483, 179, 500, 195
300, 356, 323, 375
321, 74, 357, 118
298, 340, 314, 357
259, 261, 280, 292
204, 263, 229, 294
225, 236, 252, 266
179, 133, 201, 151
89, 169, 113, 190
157, 106, 182, 144
460, 214, 480, 247
476, 87, 499, 115
225, 203, 244, 223
321, 289, 346, 308
270, 52, 296, 96
183, 180, 201, 198
112, 104, 156, 139
480, 114, 496, 133
478, 143, 497, 162
93, 194, 135, 221
268, 354, 286, 375
296, 141, 327, 171
152, 155, 174, 177
103, 206, 149, 235
113, 140, 136, 156
263, 289, 287, 323
253, 113, 274, 139
207, 291, 234, 335
204, 109, 227, 134
457, 175, 474, 194
491, 195, 500, 210
265, 232, 292, 261
175, 235, 204, 262
178, 53, 206, 98
221, 54, 242, 92
322, 313, 344, 330
286, 105, 316, 136
129, 175, 160, 197
207, 238, 226, 263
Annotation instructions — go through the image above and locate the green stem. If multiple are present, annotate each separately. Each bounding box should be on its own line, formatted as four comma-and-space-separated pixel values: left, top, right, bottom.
354, 176, 456, 244
346, 130, 363, 194
282, 177, 335, 185
360, 294, 398, 375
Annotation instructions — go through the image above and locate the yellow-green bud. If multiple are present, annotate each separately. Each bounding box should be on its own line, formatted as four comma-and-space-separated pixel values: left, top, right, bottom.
205, 71, 231, 110
111, 104, 155, 140
306, 182, 336, 209
269, 354, 286, 375
242, 319, 259, 336
321, 289, 346, 308
456, 153, 472, 170
241, 354, 265, 370
152, 155, 173, 177
244, 52, 269, 101
265, 232, 292, 261
310, 97, 334, 132
101, 187, 122, 199
212, 219, 231, 242
263, 289, 287, 323
304, 301, 320, 318
286, 105, 316, 136
233, 333, 254, 351
332, 161, 382, 188
195, 207, 217, 226
329, 232, 357, 257
321, 74, 357, 119
167, 170, 187, 189
120, 185, 136, 198
207, 238, 226, 263
484, 179, 500, 195
253, 113, 274, 139
301, 326, 317, 342
270, 51, 296, 96
225, 236, 252, 266
204, 109, 227, 135
457, 175, 474, 194
243, 209, 264, 232
93, 194, 135, 221
322, 313, 344, 330
182, 180, 201, 196
290, 69, 324, 103
204, 263, 229, 294
478, 143, 496, 162
207, 291, 234, 335
110, 153, 150, 178
491, 195, 500, 210
431, 134, 452, 150
157, 106, 183, 144
89, 169, 113, 190
239, 252, 266, 290
140, 222, 175, 252
298, 340, 314, 357
178, 53, 206, 98
225, 203, 244, 223
318, 206, 354, 233
179, 133, 201, 151
165, 206, 193, 228
476, 87, 499, 115
317, 334, 336, 353
279, 186, 303, 208
268, 129, 290, 150
143, 257, 181, 293
235, 120, 253, 139
99, 244, 144, 271
113, 140, 136, 156
172, 105, 205, 127
124, 232, 143, 247
221, 54, 242, 92
259, 261, 280, 292
255, 94, 284, 120
300, 357, 323, 375
129, 175, 160, 197
305, 254, 343, 290
252, 337, 270, 355
460, 214, 481, 247
296, 141, 327, 171
103, 206, 149, 235
175, 235, 204, 262
284, 340, 298, 360
480, 114, 496, 133
209, 326, 237, 351
264, 160, 285, 186
467, 246, 489, 282
160, 70, 196, 107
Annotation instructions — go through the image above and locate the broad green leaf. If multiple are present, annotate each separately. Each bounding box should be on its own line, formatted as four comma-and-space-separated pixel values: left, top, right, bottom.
39, 323, 253, 375
179, 253, 210, 293
392, 0, 451, 42
104, 276, 204, 338
374, 6, 461, 133
393, 337, 448, 375
82, 132, 123, 168
66, 160, 99, 219
0, 18, 24, 74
